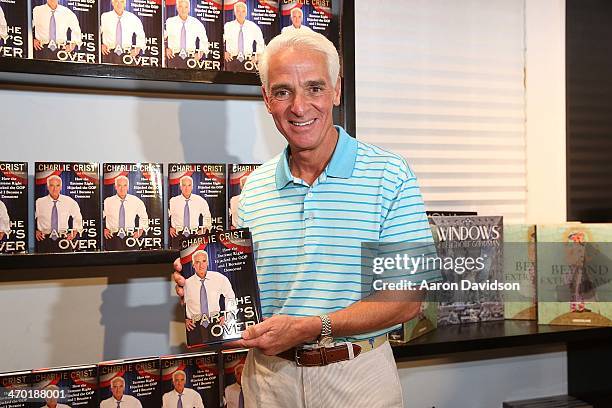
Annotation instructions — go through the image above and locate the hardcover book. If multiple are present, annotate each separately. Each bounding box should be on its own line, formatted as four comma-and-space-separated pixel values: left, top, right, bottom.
227, 163, 260, 229
0, 370, 31, 408
164, 0, 222, 70
168, 163, 226, 249
98, 357, 161, 408
537, 223, 612, 327
222, 0, 269, 72
34, 162, 100, 253
504, 224, 537, 320
102, 163, 163, 251
179, 228, 260, 348
426, 211, 478, 217
0, 162, 27, 254
280, 0, 333, 43
0, 0, 28, 59
31, 0, 99, 63
160, 352, 219, 408
429, 215, 505, 326
31, 364, 97, 408
388, 301, 437, 344
100, 0, 161, 67
221, 349, 247, 408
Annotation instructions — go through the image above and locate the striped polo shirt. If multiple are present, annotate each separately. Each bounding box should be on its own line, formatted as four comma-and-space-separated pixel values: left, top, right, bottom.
237, 126, 441, 340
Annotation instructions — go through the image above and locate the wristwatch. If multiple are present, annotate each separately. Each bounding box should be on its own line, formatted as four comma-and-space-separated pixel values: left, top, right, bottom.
318, 314, 333, 346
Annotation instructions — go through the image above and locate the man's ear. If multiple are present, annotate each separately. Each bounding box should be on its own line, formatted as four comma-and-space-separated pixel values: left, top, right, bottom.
333, 76, 342, 106
262, 86, 273, 113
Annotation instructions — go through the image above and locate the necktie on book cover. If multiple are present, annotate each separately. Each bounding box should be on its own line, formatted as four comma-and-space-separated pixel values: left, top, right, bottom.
115, 18, 123, 55
183, 200, 190, 236
51, 200, 58, 240
200, 279, 209, 328
238, 26, 244, 61
49, 10, 57, 51
118, 200, 126, 238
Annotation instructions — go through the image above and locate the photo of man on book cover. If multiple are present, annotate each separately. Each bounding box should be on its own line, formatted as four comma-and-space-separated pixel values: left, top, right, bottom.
0, 0, 28, 59
280, 0, 334, 42
0, 162, 27, 254
222, 0, 266, 72
31, 365, 98, 408
32, 0, 99, 63
102, 163, 163, 251
227, 163, 259, 230
179, 228, 260, 347
0, 371, 31, 408
160, 352, 219, 408
100, 0, 161, 66
222, 350, 247, 408
98, 358, 160, 408
35, 162, 100, 254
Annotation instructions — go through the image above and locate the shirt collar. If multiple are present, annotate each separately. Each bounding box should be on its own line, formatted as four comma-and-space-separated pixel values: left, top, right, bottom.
275, 126, 357, 190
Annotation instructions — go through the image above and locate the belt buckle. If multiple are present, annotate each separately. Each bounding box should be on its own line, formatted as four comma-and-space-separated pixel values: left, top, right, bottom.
294, 348, 304, 367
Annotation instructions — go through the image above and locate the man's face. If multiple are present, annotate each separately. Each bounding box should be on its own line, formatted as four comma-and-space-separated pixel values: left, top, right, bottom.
112, 0, 126, 15
47, 0, 58, 9
193, 253, 208, 278
234, 3, 247, 24
173, 373, 186, 394
47, 179, 61, 200
110, 380, 125, 401
115, 178, 128, 199
177, 0, 189, 20
291, 10, 302, 28
44, 397, 57, 408
180, 178, 193, 198
262, 47, 341, 155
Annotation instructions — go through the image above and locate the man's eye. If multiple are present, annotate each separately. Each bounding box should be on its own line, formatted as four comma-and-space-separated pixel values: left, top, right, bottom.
273, 90, 290, 99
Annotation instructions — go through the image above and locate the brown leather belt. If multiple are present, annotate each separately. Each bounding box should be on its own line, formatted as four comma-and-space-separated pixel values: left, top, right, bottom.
277, 343, 362, 367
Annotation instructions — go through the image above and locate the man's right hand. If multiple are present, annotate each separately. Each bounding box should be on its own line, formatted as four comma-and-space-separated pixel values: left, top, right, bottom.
224, 51, 232, 62
0, 232, 5, 240
185, 318, 196, 331
166, 47, 174, 59
104, 228, 113, 239
173, 257, 186, 303
33, 39, 43, 50
101, 44, 110, 55
169, 227, 178, 238
35, 230, 45, 241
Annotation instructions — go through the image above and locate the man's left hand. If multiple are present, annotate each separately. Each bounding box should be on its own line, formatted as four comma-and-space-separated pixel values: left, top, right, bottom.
131, 47, 141, 57
64, 43, 76, 53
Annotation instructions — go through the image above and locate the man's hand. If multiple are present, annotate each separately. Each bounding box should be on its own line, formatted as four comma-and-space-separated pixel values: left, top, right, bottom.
133, 229, 144, 239
104, 228, 113, 239
196, 51, 204, 61
33, 39, 42, 50
35, 230, 45, 241
66, 230, 78, 241
185, 318, 196, 331
169, 227, 178, 237
251, 53, 259, 64
101, 44, 110, 55
166, 47, 174, 59
0, 232, 5, 240
173, 258, 186, 303
229, 315, 321, 356
131, 47, 141, 58
64, 43, 75, 53
224, 51, 232, 62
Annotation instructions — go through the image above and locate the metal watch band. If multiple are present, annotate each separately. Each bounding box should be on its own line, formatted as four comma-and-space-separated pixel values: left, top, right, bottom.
319, 314, 333, 345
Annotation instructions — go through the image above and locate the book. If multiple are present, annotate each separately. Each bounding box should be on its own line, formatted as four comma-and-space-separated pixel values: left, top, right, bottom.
160, 352, 219, 408
31, 364, 97, 407
503, 394, 593, 408
429, 215, 505, 326
537, 223, 612, 326
0, 370, 31, 408
34, 162, 100, 253
168, 163, 227, 249
388, 301, 437, 344
280, 0, 333, 43
504, 224, 537, 320
227, 163, 260, 229
163, 0, 223, 70
0, 0, 28, 59
179, 228, 261, 347
102, 163, 163, 251
0, 162, 27, 254
100, 0, 162, 67
426, 211, 478, 217
221, 349, 247, 408
98, 357, 161, 407
31, 0, 99, 63
222, 1, 268, 72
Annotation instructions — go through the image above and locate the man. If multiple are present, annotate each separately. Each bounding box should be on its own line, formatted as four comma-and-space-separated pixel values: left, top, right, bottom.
0, 199, 9, 241
161, 370, 204, 408
281, 8, 313, 34
175, 30, 438, 406
0, 5, 8, 43
184, 250, 236, 345
100, 377, 142, 408
32, 0, 81, 59
223, 363, 244, 408
169, 175, 212, 239
40, 384, 70, 408
223, 1, 264, 72
228, 176, 246, 229
165, 0, 208, 69
100, 0, 145, 65
103, 175, 148, 251
35, 175, 82, 252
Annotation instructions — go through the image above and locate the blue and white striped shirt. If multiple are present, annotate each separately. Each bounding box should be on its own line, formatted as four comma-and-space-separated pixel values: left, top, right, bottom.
237, 126, 440, 340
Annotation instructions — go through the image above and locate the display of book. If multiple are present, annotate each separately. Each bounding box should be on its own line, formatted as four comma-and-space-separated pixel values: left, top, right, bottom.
0, 0, 28, 59
98, 357, 161, 407
0, 370, 31, 408
388, 301, 438, 344
227, 163, 260, 229
179, 228, 260, 348
504, 224, 537, 320
0, 162, 27, 254
31, 364, 98, 407
160, 352, 219, 408
280, 0, 333, 43
222, 349, 247, 408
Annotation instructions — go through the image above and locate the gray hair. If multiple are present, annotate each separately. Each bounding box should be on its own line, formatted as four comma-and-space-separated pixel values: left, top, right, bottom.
234, 1, 246, 13
192, 249, 208, 262
114, 175, 129, 187
46, 175, 62, 187
259, 30, 340, 92
172, 370, 186, 381
179, 175, 193, 186
110, 376, 125, 387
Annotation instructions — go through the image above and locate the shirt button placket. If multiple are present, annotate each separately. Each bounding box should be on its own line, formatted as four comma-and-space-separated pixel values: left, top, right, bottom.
303, 187, 315, 253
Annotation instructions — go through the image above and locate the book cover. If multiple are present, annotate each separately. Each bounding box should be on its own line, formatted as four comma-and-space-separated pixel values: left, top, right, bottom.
537, 223, 612, 327
388, 301, 437, 344
426, 211, 477, 217
221, 349, 247, 408
168, 163, 226, 249
429, 215, 505, 326
100, 0, 161, 67
0, 0, 28, 59
160, 352, 219, 408
280, 0, 333, 42
31, 0, 99, 63
227, 163, 259, 229
98, 357, 161, 408
0, 370, 31, 408
34, 162, 100, 253
31, 365, 97, 407
102, 163, 163, 251
0, 162, 27, 254
163, 0, 222, 70
504, 224, 537, 320
179, 228, 260, 347
222, 0, 267, 73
